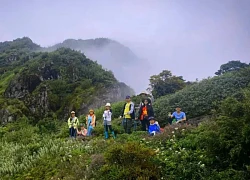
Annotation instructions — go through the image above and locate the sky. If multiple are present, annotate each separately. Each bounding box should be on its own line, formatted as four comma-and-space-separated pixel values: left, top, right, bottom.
0, 0, 250, 90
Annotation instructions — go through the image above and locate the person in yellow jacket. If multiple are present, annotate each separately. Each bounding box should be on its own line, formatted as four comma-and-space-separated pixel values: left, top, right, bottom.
68, 111, 79, 138
120, 96, 135, 134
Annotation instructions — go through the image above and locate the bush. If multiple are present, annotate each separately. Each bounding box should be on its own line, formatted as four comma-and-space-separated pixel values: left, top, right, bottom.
86, 154, 106, 179
1, 124, 40, 145
99, 142, 161, 180
154, 67, 250, 126
1, 68, 250, 179
37, 117, 61, 134
0, 138, 89, 179
95, 101, 125, 120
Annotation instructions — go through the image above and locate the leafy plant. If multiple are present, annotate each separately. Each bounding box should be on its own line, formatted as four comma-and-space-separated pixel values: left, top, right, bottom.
154, 67, 250, 125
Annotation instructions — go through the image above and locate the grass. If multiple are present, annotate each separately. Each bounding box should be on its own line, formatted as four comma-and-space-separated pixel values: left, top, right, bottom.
0, 71, 15, 95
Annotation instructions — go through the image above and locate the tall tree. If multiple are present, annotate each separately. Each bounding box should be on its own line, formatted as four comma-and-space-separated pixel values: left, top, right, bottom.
215, 60, 249, 75
148, 70, 186, 98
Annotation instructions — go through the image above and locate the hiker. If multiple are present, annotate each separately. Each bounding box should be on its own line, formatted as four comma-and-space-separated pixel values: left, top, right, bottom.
148, 117, 160, 136
120, 95, 135, 134
103, 103, 116, 139
168, 105, 186, 124
77, 124, 88, 137
137, 98, 154, 131
67, 111, 79, 138
86, 109, 96, 136
139, 91, 153, 107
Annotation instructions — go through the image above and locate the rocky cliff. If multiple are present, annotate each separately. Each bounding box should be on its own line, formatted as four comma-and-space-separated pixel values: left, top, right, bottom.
0, 38, 134, 124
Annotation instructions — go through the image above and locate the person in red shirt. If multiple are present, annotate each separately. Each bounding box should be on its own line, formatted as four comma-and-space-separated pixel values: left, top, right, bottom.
137, 98, 154, 131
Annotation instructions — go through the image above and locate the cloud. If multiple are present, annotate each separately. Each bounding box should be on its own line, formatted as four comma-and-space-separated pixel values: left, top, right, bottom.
0, 0, 249, 91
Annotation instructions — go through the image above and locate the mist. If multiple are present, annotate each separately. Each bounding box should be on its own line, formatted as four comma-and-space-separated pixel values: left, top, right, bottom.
77, 41, 151, 93
1, 0, 250, 93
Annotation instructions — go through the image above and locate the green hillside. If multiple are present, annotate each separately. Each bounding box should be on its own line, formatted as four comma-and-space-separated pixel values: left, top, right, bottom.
0, 37, 134, 124
0, 37, 250, 180
153, 67, 250, 125
1, 83, 250, 179
43, 38, 150, 92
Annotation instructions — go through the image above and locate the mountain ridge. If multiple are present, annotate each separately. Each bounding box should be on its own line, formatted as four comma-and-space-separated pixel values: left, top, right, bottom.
42, 37, 149, 93
0, 37, 134, 124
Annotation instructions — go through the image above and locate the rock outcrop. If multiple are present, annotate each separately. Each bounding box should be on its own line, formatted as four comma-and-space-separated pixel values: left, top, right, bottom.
1, 49, 134, 124
0, 38, 135, 124
4, 74, 42, 99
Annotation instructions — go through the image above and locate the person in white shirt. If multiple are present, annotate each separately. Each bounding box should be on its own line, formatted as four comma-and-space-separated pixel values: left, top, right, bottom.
103, 103, 116, 139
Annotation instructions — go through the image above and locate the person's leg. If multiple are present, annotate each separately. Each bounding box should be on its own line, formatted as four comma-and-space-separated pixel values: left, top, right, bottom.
69, 127, 71, 137
127, 119, 132, 134
104, 125, 109, 139
123, 118, 128, 133
109, 125, 116, 139
70, 127, 75, 138
73, 128, 77, 138
87, 126, 92, 136
89, 126, 93, 136
133, 119, 138, 131
141, 119, 146, 131
168, 117, 172, 125
86, 126, 89, 136
108, 125, 112, 131
146, 119, 150, 131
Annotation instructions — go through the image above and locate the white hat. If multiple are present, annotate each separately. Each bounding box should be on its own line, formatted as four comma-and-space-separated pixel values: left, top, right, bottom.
105, 103, 111, 107
139, 91, 148, 95
71, 111, 75, 114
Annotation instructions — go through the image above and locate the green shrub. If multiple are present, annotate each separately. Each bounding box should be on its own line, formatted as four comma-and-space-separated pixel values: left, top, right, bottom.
37, 117, 61, 134
56, 123, 70, 138
98, 142, 161, 180
0, 138, 88, 179
154, 67, 250, 125
95, 101, 125, 120
1, 60, 250, 180
86, 154, 106, 179
92, 118, 124, 138
0, 126, 7, 138
1, 124, 40, 145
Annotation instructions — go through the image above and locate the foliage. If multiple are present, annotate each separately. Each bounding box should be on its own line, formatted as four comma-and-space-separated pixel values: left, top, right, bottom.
0, 38, 134, 123
1, 89, 250, 179
154, 67, 250, 126
215, 60, 249, 75
1, 39, 250, 180
99, 142, 160, 180
142, 88, 250, 179
95, 101, 125, 120
0, 71, 15, 94
0, 37, 40, 69
148, 70, 186, 98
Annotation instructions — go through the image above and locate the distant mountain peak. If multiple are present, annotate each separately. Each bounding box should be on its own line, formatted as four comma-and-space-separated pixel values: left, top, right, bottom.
0, 36, 40, 53
43, 37, 148, 92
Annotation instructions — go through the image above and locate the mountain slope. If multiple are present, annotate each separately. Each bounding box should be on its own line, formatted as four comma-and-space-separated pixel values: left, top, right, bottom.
43, 38, 149, 92
153, 66, 250, 125
0, 38, 134, 124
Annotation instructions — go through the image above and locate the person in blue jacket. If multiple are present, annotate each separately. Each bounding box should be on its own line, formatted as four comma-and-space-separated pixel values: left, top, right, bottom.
148, 117, 160, 136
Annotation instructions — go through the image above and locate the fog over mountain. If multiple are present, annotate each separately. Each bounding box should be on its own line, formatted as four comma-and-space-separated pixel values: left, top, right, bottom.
1, 0, 250, 93
43, 38, 150, 93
